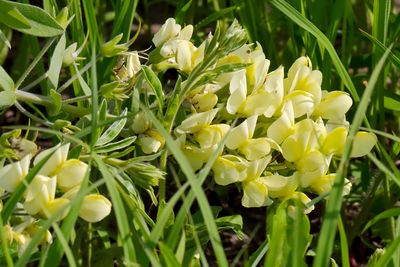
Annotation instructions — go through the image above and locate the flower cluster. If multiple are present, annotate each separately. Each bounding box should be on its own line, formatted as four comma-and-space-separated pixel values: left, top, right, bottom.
149, 18, 377, 209
0, 143, 111, 253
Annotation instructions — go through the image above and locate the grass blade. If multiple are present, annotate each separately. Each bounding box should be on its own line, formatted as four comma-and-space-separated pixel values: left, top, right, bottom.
312, 44, 392, 267
269, 0, 360, 102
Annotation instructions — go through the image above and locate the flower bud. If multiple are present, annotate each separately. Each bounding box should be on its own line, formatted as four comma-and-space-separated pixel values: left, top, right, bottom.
57, 159, 88, 191
79, 194, 112, 223
132, 112, 151, 134
190, 92, 218, 112
101, 34, 128, 57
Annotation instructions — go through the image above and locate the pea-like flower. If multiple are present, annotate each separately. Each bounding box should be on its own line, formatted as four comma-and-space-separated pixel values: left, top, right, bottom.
226, 116, 276, 160
33, 143, 88, 191
24, 175, 70, 220
212, 155, 249, 185
0, 154, 31, 192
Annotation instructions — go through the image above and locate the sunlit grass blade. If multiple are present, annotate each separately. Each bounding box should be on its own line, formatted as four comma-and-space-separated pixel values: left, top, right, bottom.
374, 235, 400, 267
269, 0, 359, 102
0, 215, 13, 267
338, 215, 350, 267
93, 154, 137, 264
312, 44, 392, 267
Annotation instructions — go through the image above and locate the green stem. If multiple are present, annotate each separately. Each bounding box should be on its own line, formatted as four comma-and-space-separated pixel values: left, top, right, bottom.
15, 90, 90, 117
15, 37, 56, 90
15, 101, 53, 127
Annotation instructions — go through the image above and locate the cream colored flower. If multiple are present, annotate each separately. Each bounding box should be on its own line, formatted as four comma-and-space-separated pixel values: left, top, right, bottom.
33, 143, 70, 177
176, 109, 218, 134
263, 173, 298, 198
267, 101, 295, 144
313, 91, 353, 120
195, 124, 230, 148
351, 131, 377, 158
24, 175, 70, 220
0, 154, 31, 192
56, 159, 88, 191
79, 194, 112, 223
138, 130, 165, 154
212, 155, 249, 185
226, 116, 276, 160
152, 18, 182, 47
241, 157, 272, 207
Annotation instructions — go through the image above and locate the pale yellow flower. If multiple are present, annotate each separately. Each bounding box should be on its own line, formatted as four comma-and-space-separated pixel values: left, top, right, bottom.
351, 131, 377, 158
313, 91, 353, 120
56, 159, 88, 191
79, 194, 112, 223
0, 154, 31, 192
241, 157, 272, 207
195, 124, 230, 148
138, 130, 165, 154
212, 155, 249, 185
226, 116, 276, 160
267, 101, 295, 144
152, 18, 183, 47
33, 143, 70, 177
176, 108, 218, 134
24, 175, 70, 220
263, 173, 298, 198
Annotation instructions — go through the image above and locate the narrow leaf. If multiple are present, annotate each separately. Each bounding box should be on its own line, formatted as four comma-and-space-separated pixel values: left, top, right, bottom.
95, 108, 128, 146
142, 66, 164, 114
0, 65, 14, 91
48, 33, 66, 89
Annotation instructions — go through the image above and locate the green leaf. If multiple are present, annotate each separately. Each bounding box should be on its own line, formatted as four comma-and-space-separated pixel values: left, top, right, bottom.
0, 0, 64, 37
0, 0, 30, 29
95, 108, 128, 146
175, 0, 192, 24
0, 28, 11, 48
94, 136, 136, 153
142, 66, 164, 114
0, 65, 14, 91
48, 33, 66, 89
159, 242, 182, 267
359, 29, 400, 69
362, 208, 400, 234
270, 0, 360, 102
49, 89, 62, 115
0, 90, 16, 110
247, 240, 269, 267
384, 93, 400, 111
194, 7, 237, 30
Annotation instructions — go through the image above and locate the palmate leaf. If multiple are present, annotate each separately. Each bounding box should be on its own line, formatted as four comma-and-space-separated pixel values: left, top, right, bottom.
0, 0, 64, 37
